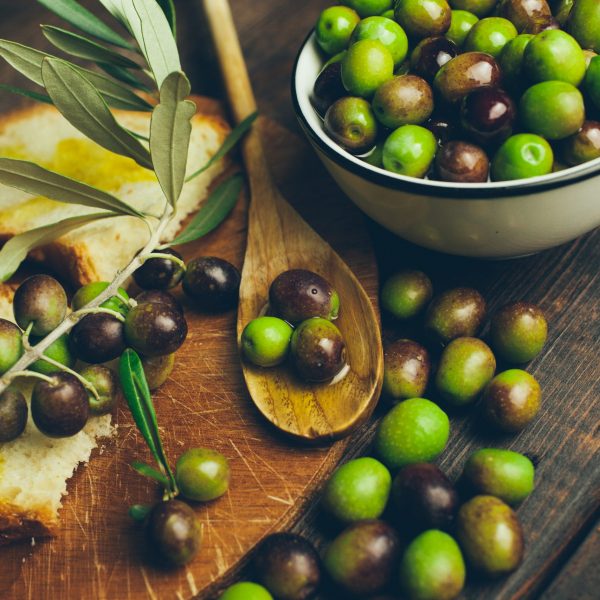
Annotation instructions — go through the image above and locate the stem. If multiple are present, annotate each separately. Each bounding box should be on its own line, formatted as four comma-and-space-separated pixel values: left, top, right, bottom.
0, 208, 174, 394
141, 252, 186, 271
7, 370, 54, 384
77, 306, 127, 323
35, 355, 101, 400
22, 322, 34, 351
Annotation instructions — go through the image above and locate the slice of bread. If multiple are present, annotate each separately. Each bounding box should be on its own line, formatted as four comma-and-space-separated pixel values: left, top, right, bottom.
0, 98, 230, 286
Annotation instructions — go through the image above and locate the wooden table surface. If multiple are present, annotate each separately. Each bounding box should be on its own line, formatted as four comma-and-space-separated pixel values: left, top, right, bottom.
1, 1, 599, 599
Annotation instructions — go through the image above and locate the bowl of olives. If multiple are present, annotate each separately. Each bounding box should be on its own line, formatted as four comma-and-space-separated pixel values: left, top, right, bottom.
292, 0, 600, 258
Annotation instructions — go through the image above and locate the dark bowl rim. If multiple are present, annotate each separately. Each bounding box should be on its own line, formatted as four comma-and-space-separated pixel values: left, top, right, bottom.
291, 30, 600, 200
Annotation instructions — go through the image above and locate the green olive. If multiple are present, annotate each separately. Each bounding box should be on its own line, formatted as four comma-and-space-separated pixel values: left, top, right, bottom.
350, 16, 409, 66
383, 339, 431, 401
241, 317, 293, 368
381, 270, 433, 320
498, 34, 534, 90
464, 17, 518, 58
30, 334, 74, 375
382, 125, 437, 177
325, 97, 378, 154
446, 10, 479, 46
176, 447, 231, 502
567, 0, 600, 53
0, 318, 23, 376
395, 0, 452, 39
71, 281, 130, 316
0, 388, 28, 443
584, 56, 600, 111
491, 133, 554, 181
448, 0, 497, 18
78, 365, 118, 416
316, 6, 361, 56
342, 0, 394, 18
342, 39, 395, 98
142, 353, 176, 390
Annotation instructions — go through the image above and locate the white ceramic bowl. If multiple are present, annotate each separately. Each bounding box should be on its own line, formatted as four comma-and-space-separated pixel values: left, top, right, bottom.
292, 33, 600, 258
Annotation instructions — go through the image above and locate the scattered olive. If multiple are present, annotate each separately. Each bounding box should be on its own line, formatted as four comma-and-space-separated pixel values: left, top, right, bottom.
391, 463, 459, 533
70, 313, 126, 364
0, 388, 28, 443
13, 275, 67, 337
30, 334, 74, 375
322, 457, 392, 523
133, 248, 184, 290
434, 141, 490, 183
31, 372, 89, 438
252, 533, 321, 600
183, 257, 241, 311
324, 520, 400, 596
176, 448, 231, 502
78, 365, 117, 416
381, 269, 433, 320
456, 495, 524, 577
483, 369, 541, 432
241, 316, 294, 367
146, 499, 202, 567
324, 96, 378, 153
136, 289, 183, 314
0, 318, 23, 375
142, 353, 176, 390
383, 339, 431, 402
410, 36, 458, 81
219, 582, 273, 600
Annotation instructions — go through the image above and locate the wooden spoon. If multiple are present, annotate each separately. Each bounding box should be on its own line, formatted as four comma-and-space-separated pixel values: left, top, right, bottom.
203, 0, 383, 442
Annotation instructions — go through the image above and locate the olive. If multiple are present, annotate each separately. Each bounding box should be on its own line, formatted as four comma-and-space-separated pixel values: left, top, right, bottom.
372, 75, 434, 128
13, 275, 67, 337
375, 397, 450, 469
394, 0, 452, 39
424, 287, 486, 345
425, 117, 460, 144
399, 530, 466, 600
324, 520, 400, 596
135, 290, 183, 314
31, 372, 89, 438
322, 457, 392, 523
585, 56, 600, 111
463, 448, 535, 505
490, 301, 547, 363
78, 365, 117, 415
561, 120, 600, 166
383, 339, 431, 401
456, 495, 524, 577
523, 30, 587, 87
315, 6, 360, 56
555, 0, 574, 28
381, 270, 433, 320
324, 97, 378, 154
30, 334, 75, 375
176, 447, 230, 502
499, 34, 534, 91
363, 142, 384, 167
342, 0, 394, 18
435, 337, 496, 406
567, 0, 600, 54
448, 0, 496, 18
124, 302, 188, 357
146, 499, 202, 566
312, 61, 346, 117
391, 463, 459, 532
464, 17, 518, 58
433, 52, 501, 103
252, 533, 321, 600
219, 582, 273, 600
446, 10, 479, 47
133, 248, 184, 290
491, 133, 554, 181
483, 369, 541, 432
0, 388, 28, 442
269, 269, 339, 324
290, 318, 346, 382
241, 317, 294, 368
584, 49, 598, 68
69, 313, 126, 364
522, 15, 560, 34
382, 124, 438, 177
410, 36, 458, 81
183, 257, 240, 312
434, 141, 489, 183
341, 40, 395, 98
0, 318, 23, 375
460, 87, 516, 145
350, 16, 409, 66
71, 281, 130, 316
142, 353, 175, 390
497, 0, 552, 32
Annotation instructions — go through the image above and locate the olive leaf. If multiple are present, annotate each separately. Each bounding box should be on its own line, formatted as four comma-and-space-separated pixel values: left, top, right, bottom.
42, 58, 153, 170
119, 349, 177, 494
0, 213, 116, 282
0, 83, 51, 104
150, 72, 196, 206
167, 174, 243, 247
100, 63, 152, 93
121, 0, 181, 89
0, 40, 152, 111
186, 112, 258, 182
131, 460, 171, 488
0, 157, 145, 217
157, 0, 177, 35
41, 25, 141, 70
36, 0, 133, 50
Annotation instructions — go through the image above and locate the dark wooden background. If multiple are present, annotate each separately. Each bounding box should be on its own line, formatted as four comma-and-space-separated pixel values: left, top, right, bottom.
0, 1, 598, 598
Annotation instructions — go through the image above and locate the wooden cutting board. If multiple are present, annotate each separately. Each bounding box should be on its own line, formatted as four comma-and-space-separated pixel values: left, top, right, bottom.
0, 109, 379, 600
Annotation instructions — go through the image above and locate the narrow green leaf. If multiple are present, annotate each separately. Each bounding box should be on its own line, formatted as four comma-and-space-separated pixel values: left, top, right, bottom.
41, 25, 141, 70
128, 504, 152, 521
100, 63, 152, 93
0, 40, 152, 111
131, 460, 171, 488
157, 0, 177, 35
186, 112, 258, 182
0, 157, 145, 217
0, 213, 115, 282
122, 0, 181, 88
99, 0, 129, 27
168, 174, 243, 247
0, 83, 51, 104
150, 72, 195, 206
42, 58, 153, 170
36, 0, 133, 49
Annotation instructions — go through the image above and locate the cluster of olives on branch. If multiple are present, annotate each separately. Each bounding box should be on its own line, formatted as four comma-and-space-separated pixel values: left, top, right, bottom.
312, 0, 600, 182
241, 269, 347, 383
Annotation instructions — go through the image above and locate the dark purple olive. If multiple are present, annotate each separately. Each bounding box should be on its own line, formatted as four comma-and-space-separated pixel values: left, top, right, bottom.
183, 256, 240, 311
269, 269, 339, 324
252, 533, 321, 600
460, 88, 516, 145
133, 248, 184, 290
124, 302, 188, 357
69, 313, 126, 364
383, 339, 431, 402
426, 117, 460, 145
410, 36, 459, 81
31, 372, 89, 438
135, 290, 183, 314
498, 0, 552, 32
146, 500, 202, 566
391, 463, 459, 533
312, 61, 346, 117
0, 388, 28, 442
434, 141, 490, 182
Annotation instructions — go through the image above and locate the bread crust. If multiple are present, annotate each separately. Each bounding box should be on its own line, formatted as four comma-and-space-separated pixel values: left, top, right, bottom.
0, 504, 55, 545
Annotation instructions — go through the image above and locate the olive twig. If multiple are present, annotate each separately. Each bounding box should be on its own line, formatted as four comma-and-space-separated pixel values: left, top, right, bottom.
21, 322, 34, 352
76, 306, 127, 323
5, 370, 54, 385
141, 252, 187, 272
34, 354, 101, 401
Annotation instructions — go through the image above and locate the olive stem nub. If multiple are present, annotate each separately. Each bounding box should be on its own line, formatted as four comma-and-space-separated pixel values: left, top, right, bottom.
141, 252, 187, 272
21, 322, 34, 352
76, 306, 127, 323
